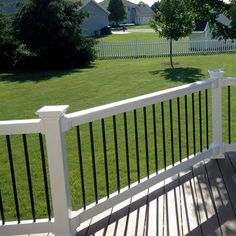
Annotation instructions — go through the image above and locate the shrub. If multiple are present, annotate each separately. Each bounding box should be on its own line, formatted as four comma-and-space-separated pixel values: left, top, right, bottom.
13, 0, 96, 70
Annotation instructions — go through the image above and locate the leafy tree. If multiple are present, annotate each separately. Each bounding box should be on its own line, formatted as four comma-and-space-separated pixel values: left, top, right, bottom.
0, 7, 17, 71
151, 1, 160, 20
229, 2, 236, 30
188, 0, 236, 40
107, 0, 126, 26
13, 0, 96, 69
150, 0, 195, 68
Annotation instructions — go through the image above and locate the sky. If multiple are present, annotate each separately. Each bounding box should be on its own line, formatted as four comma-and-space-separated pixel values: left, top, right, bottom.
95, 0, 157, 7
95, 0, 230, 7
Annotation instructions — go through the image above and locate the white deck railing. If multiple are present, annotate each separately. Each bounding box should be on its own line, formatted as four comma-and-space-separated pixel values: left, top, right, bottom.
0, 72, 236, 235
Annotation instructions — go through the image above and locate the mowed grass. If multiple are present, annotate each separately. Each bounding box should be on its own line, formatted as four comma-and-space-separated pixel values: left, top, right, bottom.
97, 32, 165, 43
0, 54, 236, 221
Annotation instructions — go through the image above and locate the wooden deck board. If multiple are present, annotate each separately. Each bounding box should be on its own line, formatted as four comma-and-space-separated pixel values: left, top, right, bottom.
205, 159, 236, 236
76, 155, 236, 236
219, 154, 236, 214
179, 171, 202, 236
164, 176, 181, 236
192, 162, 222, 236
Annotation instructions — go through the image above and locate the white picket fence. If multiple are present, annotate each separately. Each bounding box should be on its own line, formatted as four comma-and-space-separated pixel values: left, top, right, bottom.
95, 39, 236, 59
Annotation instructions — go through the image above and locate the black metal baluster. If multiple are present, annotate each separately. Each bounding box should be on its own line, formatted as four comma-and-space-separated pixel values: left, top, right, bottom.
113, 116, 120, 192
89, 122, 98, 203
192, 93, 196, 155
169, 100, 175, 166
143, 107, 149, 177
177, 97, 182, 162
123, 113, 131, 188
228, 86, 231, 144
0, 189, 5, 225
199, 91, 203, 152
152, 104, 158, 173
161, 102, 167, 169
6, 135, 20, 223
134, 110, 140, 182
22, 134, 35, 221
185, 95, 189, 158
76, 126, 86, 208
101, 119, 110, 197
205, 90, 209, 149
39, 134, 51, 220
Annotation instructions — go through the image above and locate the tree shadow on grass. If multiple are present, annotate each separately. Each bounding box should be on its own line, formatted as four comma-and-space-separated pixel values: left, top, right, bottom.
0, 64, 95, 83
150, 67, 204, 83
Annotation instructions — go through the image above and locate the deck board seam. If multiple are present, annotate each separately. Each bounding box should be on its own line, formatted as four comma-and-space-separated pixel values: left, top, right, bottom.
177, 174, 184, 236
191, 167, 204, 236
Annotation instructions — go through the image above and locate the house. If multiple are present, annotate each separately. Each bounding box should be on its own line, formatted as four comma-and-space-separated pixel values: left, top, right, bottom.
134, 1, 156, 25
0, 0, 23, 14
189, 14, 234, 50
99, 0, 155, 25
189, 20, 210, 41
79, 0, 110, 36
190, 15, 231, 41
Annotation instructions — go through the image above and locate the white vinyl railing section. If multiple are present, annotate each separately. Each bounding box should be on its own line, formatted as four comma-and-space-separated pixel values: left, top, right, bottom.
95, 39, 236, 59
1, 70, 236, 236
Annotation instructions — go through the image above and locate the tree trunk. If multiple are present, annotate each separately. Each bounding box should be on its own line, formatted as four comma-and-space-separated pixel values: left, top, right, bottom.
170, 37, 174, 68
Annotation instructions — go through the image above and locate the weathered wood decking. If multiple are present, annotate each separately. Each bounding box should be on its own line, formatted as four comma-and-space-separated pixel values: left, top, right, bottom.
77, 153, 236, 236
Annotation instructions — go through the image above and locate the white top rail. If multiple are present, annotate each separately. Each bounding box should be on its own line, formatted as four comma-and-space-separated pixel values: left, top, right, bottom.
66, 79, 214, 127
1, 77, 235, 135
0, 119, 42, 135
222, 77, 236, 86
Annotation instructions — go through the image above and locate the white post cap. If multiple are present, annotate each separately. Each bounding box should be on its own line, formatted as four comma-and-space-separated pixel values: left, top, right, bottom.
208, 69, 224, 79
36, 105, 69, 118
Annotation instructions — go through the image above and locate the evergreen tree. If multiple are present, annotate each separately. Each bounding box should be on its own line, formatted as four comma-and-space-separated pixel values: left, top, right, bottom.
107, 0, 126, 26
13, 0, 96, 69
151, 1, 160, 20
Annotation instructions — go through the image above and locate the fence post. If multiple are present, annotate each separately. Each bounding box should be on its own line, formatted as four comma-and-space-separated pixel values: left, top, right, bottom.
36, 105, 74, 236
209, 69, 225, 159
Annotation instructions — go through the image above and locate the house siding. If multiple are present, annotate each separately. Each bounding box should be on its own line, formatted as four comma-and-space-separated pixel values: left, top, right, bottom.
80, 2, 109, 36
99, 0, 155, 25
0, 0, 21, 14
135, 16, 151, 25
189, 23, 212, 41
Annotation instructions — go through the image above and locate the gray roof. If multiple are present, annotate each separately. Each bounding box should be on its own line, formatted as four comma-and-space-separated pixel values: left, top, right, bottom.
79, 0, 110, 15
0, 0, 25, 14
194, 20, 208, 32
99, 0, 155, 18
135, 2, 155, 17
124, 0, 137, 8
0, 0, 109, 15
99, 0, 109, 9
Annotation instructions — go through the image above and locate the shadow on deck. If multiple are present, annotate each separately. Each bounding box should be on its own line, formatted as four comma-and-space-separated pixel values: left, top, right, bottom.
77, 153, 236, 236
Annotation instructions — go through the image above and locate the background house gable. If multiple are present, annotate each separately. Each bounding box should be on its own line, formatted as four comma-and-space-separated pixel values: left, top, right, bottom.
99, 0, 155, 25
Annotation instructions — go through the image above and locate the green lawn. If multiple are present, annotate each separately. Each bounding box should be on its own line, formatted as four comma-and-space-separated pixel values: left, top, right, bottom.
126, 24, 152, 29
0, 54, 236, 221
111, 24, 151, 31
1, 54, 235, 120
97, 32, 165, 43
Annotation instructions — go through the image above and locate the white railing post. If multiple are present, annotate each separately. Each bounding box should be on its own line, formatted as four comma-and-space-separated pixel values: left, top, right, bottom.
209, 69, 225, 159
36, 105, 74, 236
